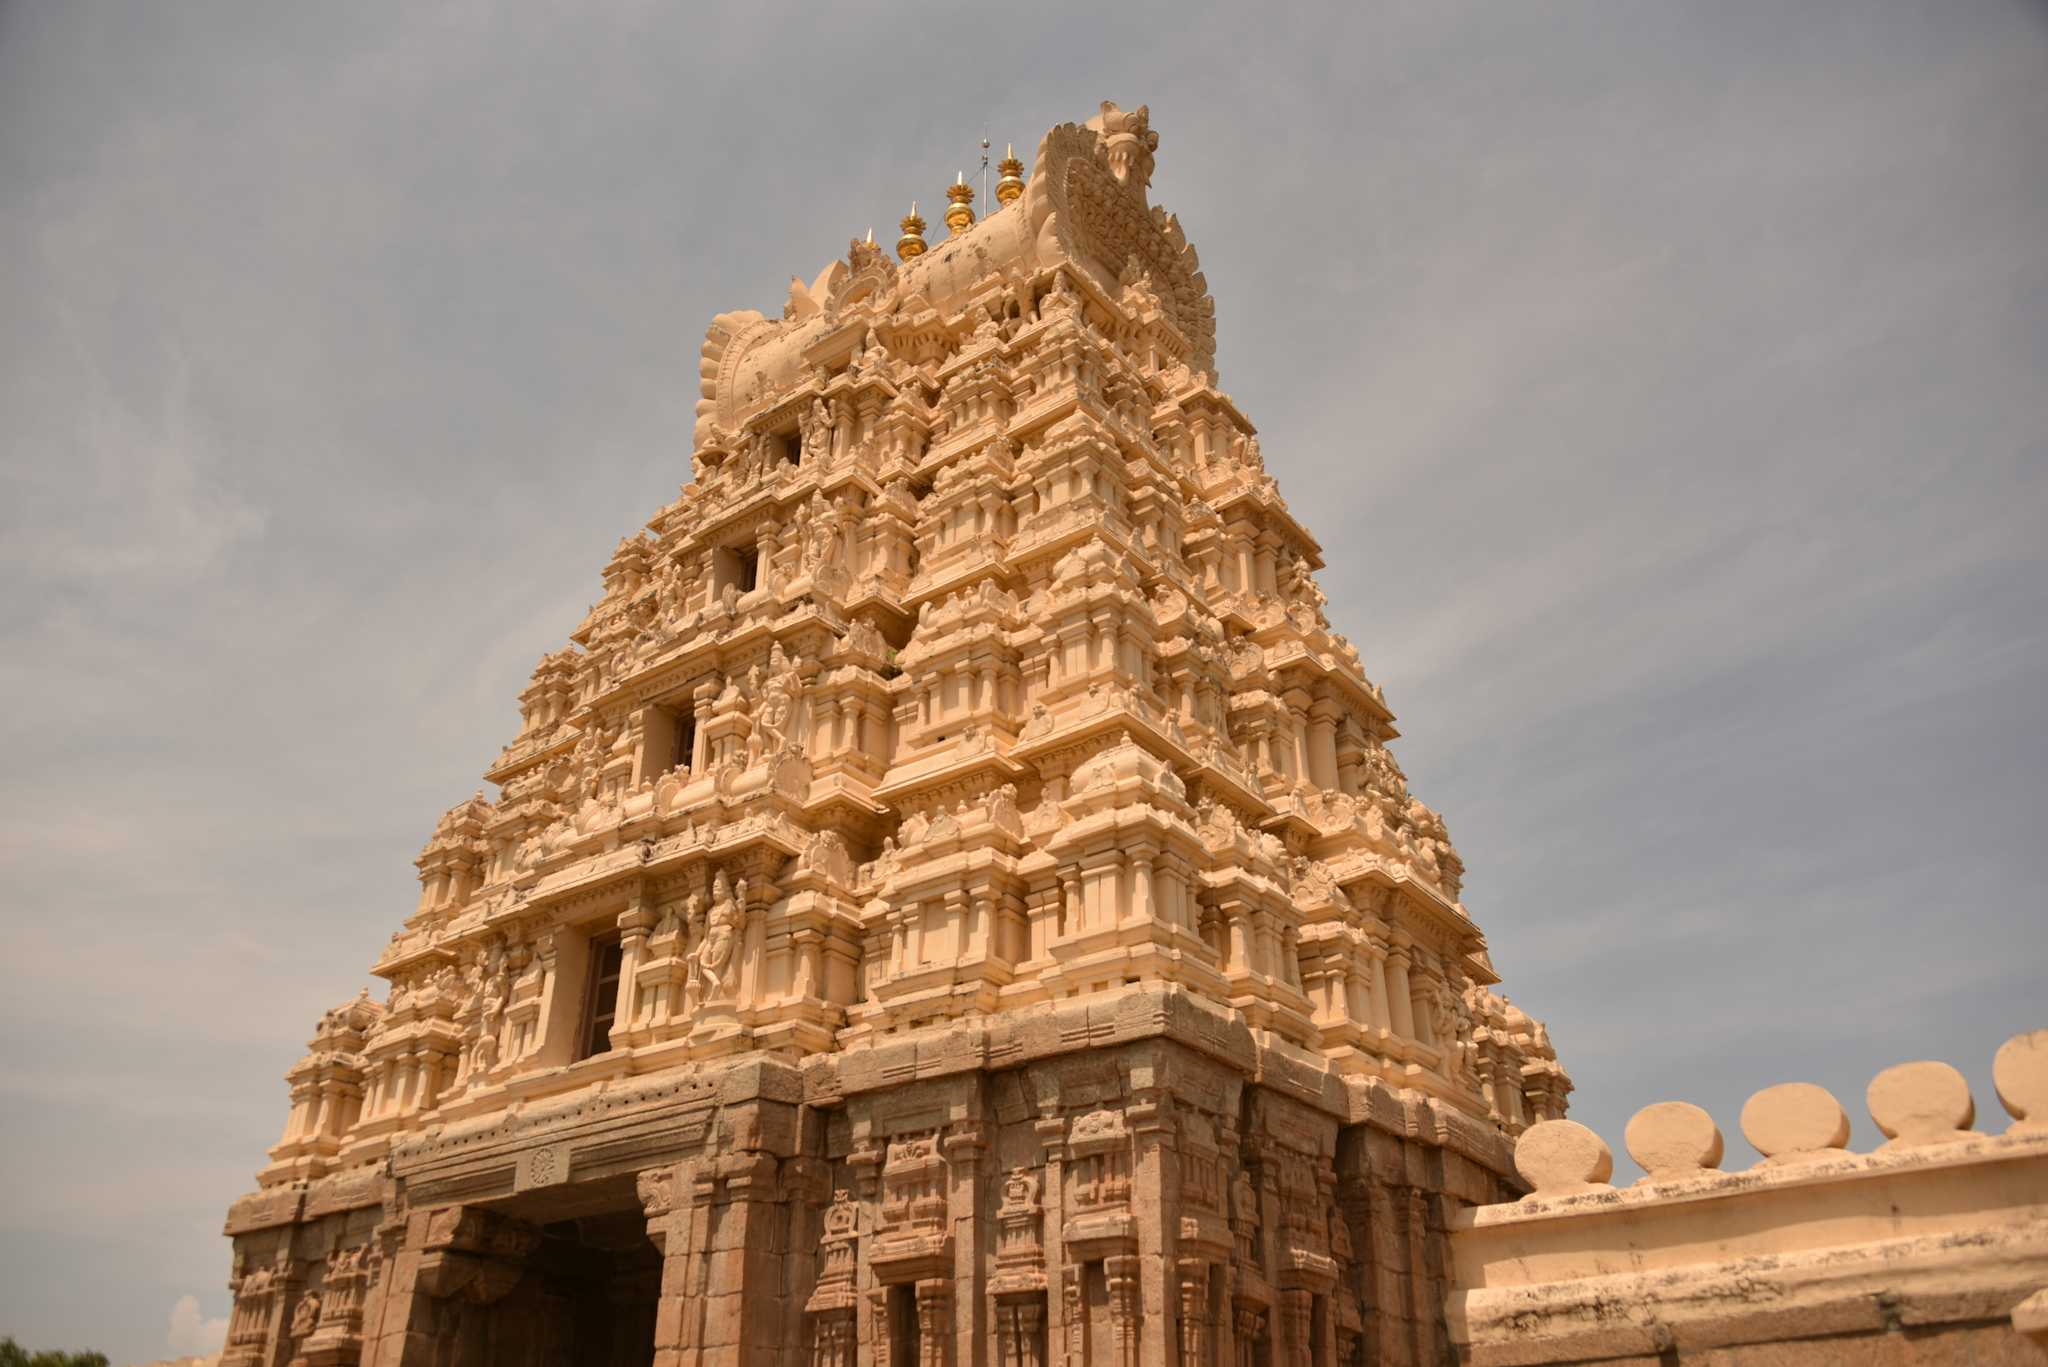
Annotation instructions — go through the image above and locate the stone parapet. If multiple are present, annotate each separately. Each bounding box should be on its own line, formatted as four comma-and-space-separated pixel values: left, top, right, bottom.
1445, 1027, 2048, 1365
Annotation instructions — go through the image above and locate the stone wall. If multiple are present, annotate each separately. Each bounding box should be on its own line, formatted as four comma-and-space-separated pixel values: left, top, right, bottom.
223, 985, 1533, 1366
1444, 1028, 2048, 1365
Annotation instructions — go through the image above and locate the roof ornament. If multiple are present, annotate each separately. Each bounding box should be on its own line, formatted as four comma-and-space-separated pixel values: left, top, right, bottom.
945, 172, 976, 236
1091, 100, 1158, 202
995, 143, 1025, 206
897, 202, 927, 261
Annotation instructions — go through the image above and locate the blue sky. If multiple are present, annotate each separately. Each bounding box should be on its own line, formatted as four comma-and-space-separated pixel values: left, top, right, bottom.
2, 2, 2044, 1361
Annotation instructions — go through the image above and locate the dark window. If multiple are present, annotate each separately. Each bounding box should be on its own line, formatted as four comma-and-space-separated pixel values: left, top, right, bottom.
714, 543, 760, 596
674, 712, 697, 773
580, 933, 624, 1059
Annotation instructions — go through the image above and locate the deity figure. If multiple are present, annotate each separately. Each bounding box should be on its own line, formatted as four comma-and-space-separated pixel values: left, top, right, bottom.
800, 396, 831, 464
687, 872, 748, 1007
751, 649, 803, 760
801, 494, 843, 573
1434, 987, 1478, 1083
290, 1292, 321, 1339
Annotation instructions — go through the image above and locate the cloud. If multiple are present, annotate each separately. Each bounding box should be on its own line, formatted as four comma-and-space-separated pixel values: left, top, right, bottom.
165, 1295, 227, 1356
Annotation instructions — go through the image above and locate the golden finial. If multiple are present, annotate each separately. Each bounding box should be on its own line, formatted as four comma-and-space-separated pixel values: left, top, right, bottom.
945, 172, 976, 236
897, 201, 927, 260
995, 143, 1025, 206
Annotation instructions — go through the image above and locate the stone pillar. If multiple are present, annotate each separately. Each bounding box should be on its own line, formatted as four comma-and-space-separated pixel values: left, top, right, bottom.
794, 928, 824, 1002
1252, 911, 1279, 983
1328, 960, 1354, 1028
944, 1123, 986, 1367
1386, 944, 1415, 1040
862, 699, 887, 763
1176, 1260, 1210, 1367
915, 1279, 951, 1367
1106, 1254, 1142, 1367
815, 696, 839, 757
1368, 950, 1393, 1036
691, 687, 716, 771
1307, 698, 1341, 791
612, 893, 655, 1046
1280, 1288, 1313, 1367
1129, 844, 1157, 926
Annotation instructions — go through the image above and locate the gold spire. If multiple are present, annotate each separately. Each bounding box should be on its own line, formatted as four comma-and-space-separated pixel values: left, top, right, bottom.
945, 172, 976, 236
896, 201, 927, 260
995, 142, 1025, 206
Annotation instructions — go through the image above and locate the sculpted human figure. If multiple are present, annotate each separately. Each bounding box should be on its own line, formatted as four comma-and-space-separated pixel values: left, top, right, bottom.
801, 396, 830, 464
291, 1292, 321, 1339
688, 872, 748, 1006
830, 394, 855, 464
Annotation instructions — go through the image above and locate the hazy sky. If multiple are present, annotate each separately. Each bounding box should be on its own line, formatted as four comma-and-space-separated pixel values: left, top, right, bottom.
2, 2, 2044, 1361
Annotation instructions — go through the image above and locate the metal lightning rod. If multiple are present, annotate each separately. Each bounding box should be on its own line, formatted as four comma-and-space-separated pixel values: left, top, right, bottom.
979, 130, 991, 216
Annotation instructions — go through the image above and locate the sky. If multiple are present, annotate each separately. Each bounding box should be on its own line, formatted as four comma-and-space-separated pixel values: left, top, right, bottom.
1, 1, 2044, 1360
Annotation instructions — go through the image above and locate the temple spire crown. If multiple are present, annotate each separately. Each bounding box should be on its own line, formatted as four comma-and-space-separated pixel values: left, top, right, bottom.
995, 143, 1025, 205
945, 172, 975, 235
896, 201, 926, 260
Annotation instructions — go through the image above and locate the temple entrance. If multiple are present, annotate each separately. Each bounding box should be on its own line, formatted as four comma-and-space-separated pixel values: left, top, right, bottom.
410, 1181, 661, 1367
530, 1209, 661, 1367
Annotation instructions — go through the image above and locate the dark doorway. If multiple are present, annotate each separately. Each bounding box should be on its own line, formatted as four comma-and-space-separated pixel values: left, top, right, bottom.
541, 1210, 661, 1367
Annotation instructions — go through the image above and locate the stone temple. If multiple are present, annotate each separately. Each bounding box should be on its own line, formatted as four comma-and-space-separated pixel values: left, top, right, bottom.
219, 102, 2048, 1366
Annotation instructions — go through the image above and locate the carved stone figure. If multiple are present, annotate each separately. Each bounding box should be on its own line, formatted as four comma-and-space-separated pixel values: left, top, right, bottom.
688, 871, 748, 1006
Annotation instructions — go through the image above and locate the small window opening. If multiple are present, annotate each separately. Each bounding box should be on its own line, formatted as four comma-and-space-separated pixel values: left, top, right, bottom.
673, 713, 697, 773
580, 933, 624, 1059
714, 543, 760, 596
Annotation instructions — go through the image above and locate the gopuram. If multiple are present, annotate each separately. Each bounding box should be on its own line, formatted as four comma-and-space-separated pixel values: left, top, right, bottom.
217, 100, 2048, 1367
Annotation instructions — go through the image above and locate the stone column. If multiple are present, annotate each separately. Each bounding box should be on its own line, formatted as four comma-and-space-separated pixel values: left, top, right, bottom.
944, 1123, 986, 1367
1252, 911, 1278, 984
861, 698, 887, 763
1307, 698, 1341, 791
1225, 901, 1254, 978
691, 687, 716, 771
915, 1279, 951, 1367
1280, 1288, 1313, 1367
613, 893, 655, 1046
1176, 1260, 1210, 1367
1386, 942, 1415, 1040
1106, 1254, 1142, 1367
1327, 960, 1354, 1028
1129, 845, 1158, 926
793, 929, 824, 1003
1254, 537, 1279, 597
1368, 949, 1393, 1036
393, 1054, 421, 1116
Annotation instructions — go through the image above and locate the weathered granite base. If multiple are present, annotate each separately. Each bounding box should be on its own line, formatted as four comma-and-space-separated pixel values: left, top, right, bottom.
224, 985, 1523, 1366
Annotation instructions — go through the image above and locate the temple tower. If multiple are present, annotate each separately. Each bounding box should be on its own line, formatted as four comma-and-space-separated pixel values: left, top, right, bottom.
222, 100, 1569, 1367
